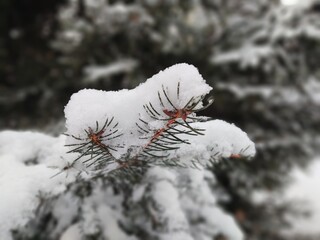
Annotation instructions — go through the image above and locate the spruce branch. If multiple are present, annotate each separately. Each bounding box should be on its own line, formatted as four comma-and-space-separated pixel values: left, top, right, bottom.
65, 118, 122, 169
137, 82, 213, 160
64, 82, 214, 176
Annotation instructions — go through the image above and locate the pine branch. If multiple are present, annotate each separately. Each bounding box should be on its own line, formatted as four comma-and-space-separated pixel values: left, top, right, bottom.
136, 82, 213, 161
64, 82, 214, 176
65, 117, 122, 170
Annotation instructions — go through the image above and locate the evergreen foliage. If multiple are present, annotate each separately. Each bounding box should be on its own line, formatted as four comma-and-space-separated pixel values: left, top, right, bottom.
8, 64, 255, 240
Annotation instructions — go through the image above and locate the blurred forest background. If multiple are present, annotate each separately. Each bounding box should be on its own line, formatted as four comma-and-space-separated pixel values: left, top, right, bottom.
1, 0, 320, 239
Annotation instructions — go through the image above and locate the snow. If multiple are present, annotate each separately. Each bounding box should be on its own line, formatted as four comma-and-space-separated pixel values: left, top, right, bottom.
64, 63, 257, 171
79, 182, 138, 240
280, 0, 300, 6
173, 168, 242, 240
62, 63, 254, 240
250, 157, 320, 238
199, 207, 244, 240
178, 168, 244, 240
212, 45, 273, 68
0, 131, 56, 163
84, 59, 138, 83
52, 192, 80, 238
0, 131, 72, 240
175, 120, 256, 167
216, 79, 320, 105
65, 63, 212, 159
211, 2, 320, 76
0, 64, 256, 240
145, 167, 191, 238
143, 166, 244, 240
304, 77, 320, 104
270, 4, 320, 41
152, 179, 190, 232
97, 205, 135, 240
280, 0, 313, 7
216, 83, 274, 100
284, 158, 320, 236
60, 224, 82, 240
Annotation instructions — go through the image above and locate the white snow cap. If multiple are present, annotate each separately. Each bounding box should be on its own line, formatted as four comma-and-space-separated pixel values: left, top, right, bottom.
175, 120, 256, 166
65, 63, 212, 156
64, 63, 255, 168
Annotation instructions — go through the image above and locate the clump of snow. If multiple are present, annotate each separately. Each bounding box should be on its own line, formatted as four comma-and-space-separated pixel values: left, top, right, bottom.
136, 167, 192, 239
280, 0, 313, 8
65, 63, 212, 159
138, 166, 244, 240
151, 176, 190, 233
178, 168, 244, 240
216, 83, 274, 100
65, 63, 256, 169
0, 131, 58, 164
60, 224, 82, 240
212, 45, 273, 68
52, 192, 80, 238
216, 82, 311, 105
81, 185, 137, 240
84, 59, 138, 83
175, 120, 256, 166
304, 77, 320, 104
0, 131, 73, 240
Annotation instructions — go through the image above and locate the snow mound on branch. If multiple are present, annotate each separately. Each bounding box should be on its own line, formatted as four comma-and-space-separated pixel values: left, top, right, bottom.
175, 120, 256, 166
64, 63, 212, 158
60, 224, 82, 240
141, 167, 244, 240
64, 63, 255, 169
